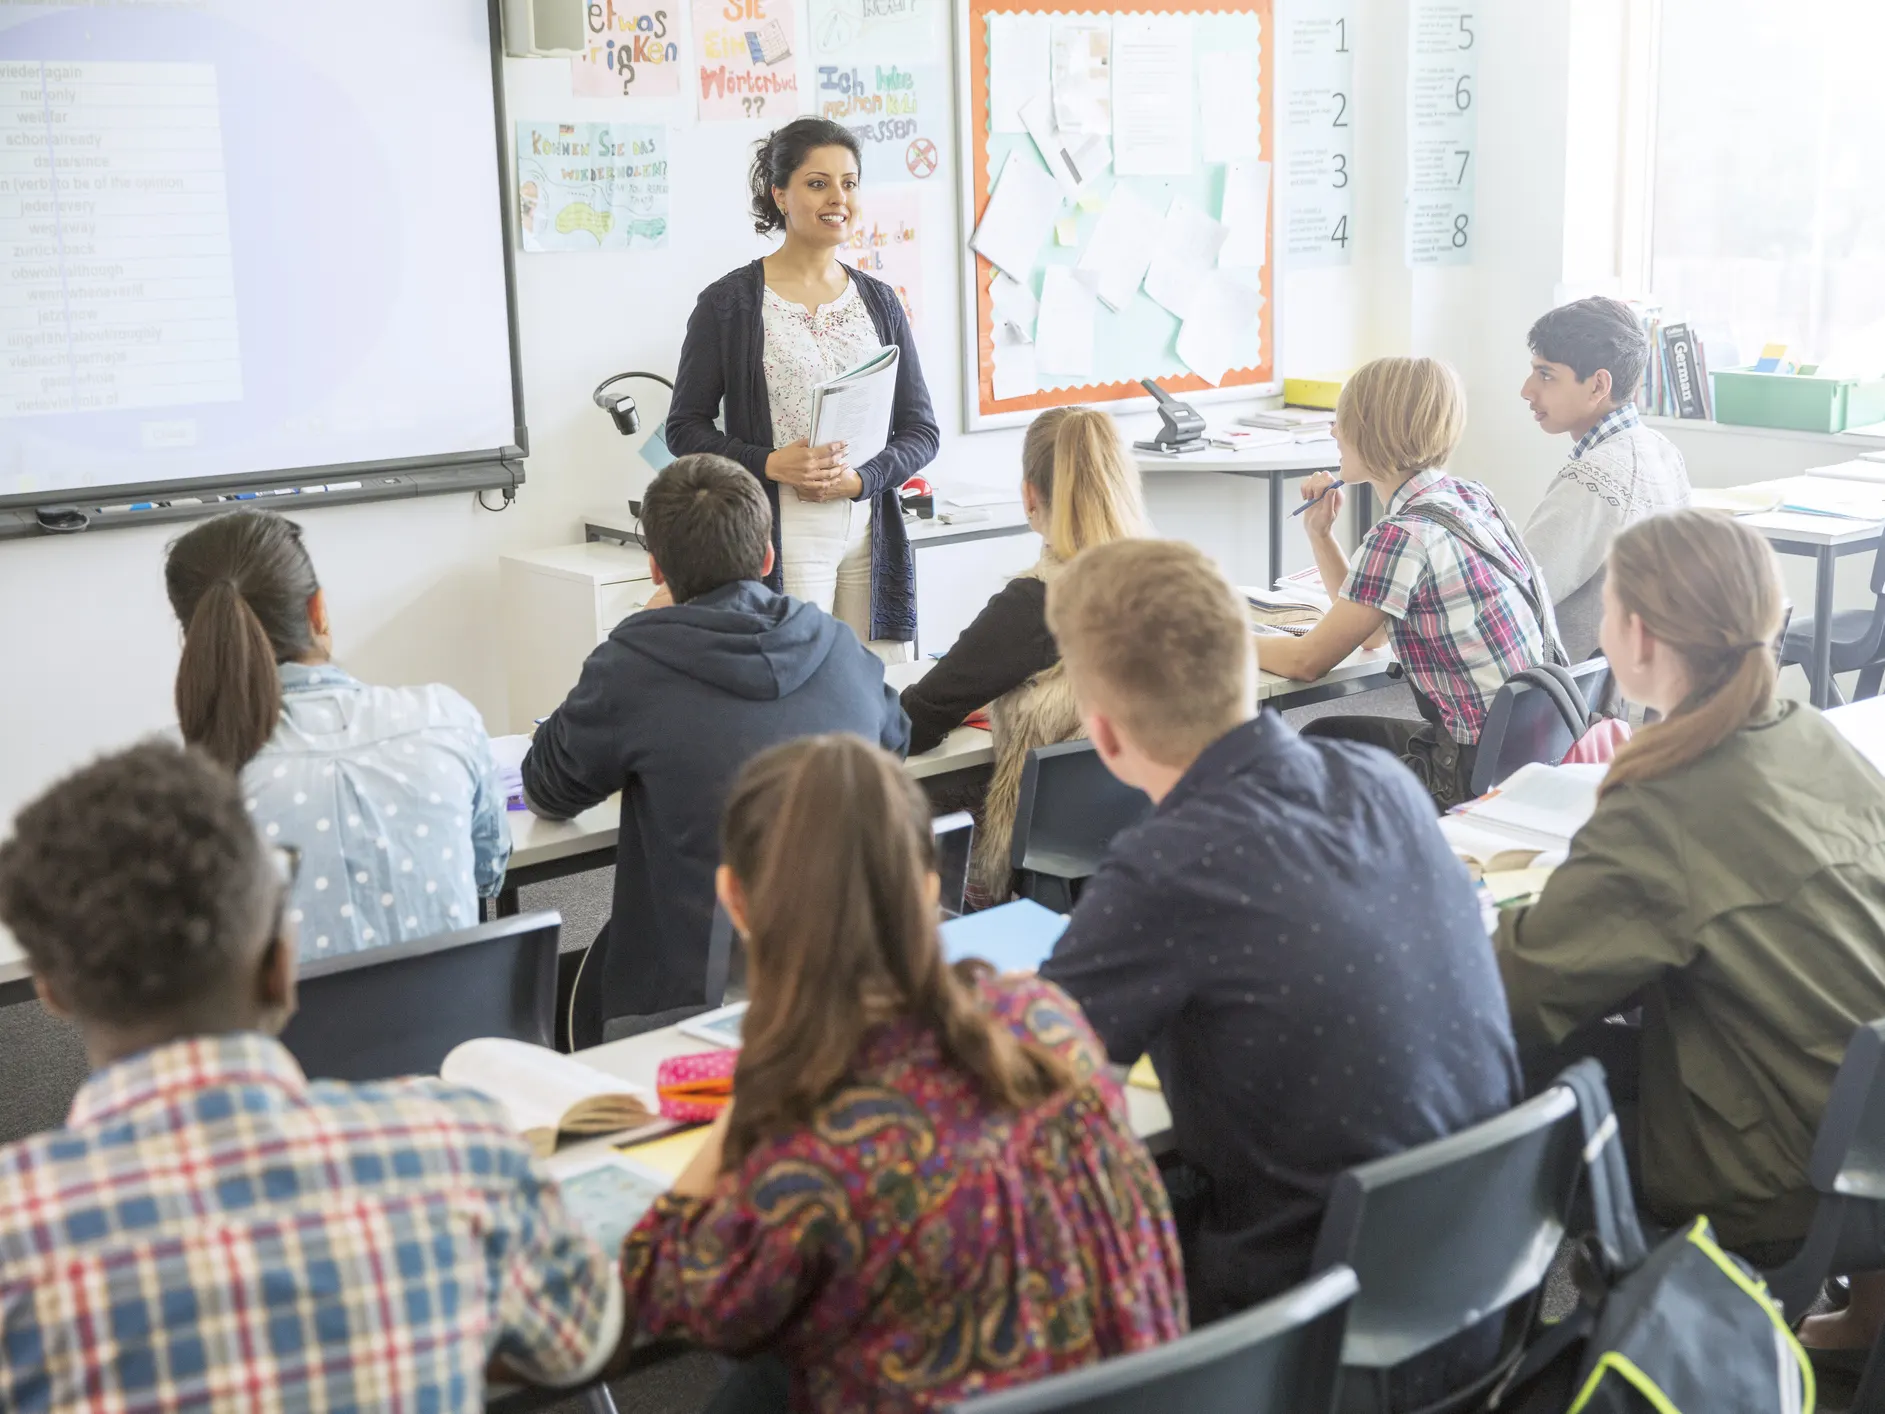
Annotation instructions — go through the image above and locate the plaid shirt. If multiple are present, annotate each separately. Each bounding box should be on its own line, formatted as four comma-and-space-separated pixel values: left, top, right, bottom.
0, 1034, 622, 1412
1342, 469, 1554, 743
1571, 402, 1640, 460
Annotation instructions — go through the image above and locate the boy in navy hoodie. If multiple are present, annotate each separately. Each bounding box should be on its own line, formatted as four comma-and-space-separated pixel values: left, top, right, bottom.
525, 454, 909, 1040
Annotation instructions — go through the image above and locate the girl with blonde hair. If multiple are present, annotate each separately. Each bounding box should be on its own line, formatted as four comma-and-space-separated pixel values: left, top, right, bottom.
1497, 510, 1885, 1321
1259, 356, 1563, 806
901, 406, 1148, 902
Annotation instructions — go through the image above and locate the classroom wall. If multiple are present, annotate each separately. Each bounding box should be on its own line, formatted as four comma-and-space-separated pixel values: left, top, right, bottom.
1, 0, 1858, 826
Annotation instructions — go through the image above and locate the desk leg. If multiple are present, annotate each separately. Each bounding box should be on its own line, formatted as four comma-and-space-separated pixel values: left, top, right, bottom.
1268, 473, 1284, 589
493, 885, 521, 920
1812, 547, 1837, 709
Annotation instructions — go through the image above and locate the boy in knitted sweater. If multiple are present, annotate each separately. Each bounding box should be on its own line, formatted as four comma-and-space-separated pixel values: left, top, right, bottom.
1520, 297, 1691, 661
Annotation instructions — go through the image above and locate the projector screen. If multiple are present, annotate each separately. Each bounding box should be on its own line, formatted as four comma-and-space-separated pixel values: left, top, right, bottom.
0, 0, 520, 510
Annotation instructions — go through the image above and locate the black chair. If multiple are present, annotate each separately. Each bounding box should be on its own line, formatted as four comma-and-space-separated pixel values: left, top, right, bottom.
1009, 741, 1152, 912
281, 910, 560, 1082
1468, 657, 1613, 796
1781, 539, 1885, 705
1759, 1021, 1885, 1414
1308, 1081, 1586, 1413
943, 1265, 1358, 1414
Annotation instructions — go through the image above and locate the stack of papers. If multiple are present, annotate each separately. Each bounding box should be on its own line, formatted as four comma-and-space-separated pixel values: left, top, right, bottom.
1438, 761, 1608, 875
1240, 408, 1336, 430
1775, 477, 1885, 521
1690, 483, 1785, 516
809, 346, 899, 465
1805, 458, 1885, 484
1241, 587, 1323, 634
1208, 427, 1295, 451
939, 899, 1070, 973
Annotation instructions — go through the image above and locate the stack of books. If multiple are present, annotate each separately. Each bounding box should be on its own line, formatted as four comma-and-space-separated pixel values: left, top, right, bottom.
1629, 302, 1713, 419
1238, 408, 1337, 441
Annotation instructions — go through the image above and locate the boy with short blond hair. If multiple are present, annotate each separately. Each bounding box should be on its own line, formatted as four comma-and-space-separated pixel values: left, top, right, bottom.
1041, 538, 1521, 1352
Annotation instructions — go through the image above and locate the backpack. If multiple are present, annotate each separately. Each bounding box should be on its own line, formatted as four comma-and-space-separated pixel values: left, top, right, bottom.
1490, 1060, 1814, 1414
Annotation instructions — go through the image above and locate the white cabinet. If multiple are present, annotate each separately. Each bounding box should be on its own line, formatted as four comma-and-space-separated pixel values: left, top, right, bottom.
499, 542, 653, 732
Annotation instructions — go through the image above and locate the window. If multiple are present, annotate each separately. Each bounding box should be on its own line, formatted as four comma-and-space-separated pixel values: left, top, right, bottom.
1649, 0, 1885, 374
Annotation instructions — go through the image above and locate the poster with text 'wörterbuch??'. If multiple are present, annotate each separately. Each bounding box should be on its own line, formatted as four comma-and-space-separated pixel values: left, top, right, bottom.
694, 0, 802, 121
572, 2, 683, 98
517, 123, 670, 252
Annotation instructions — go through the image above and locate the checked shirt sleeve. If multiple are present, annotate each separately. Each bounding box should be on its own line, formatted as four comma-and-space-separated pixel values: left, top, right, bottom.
1341, 520, 1425, 621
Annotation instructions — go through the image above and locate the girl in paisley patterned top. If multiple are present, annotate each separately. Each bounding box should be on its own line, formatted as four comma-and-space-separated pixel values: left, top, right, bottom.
613, 733, 1186, 1412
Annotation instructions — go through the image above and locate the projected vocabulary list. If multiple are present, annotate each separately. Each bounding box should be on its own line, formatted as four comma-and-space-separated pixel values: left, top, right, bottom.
1, 60, 243, 419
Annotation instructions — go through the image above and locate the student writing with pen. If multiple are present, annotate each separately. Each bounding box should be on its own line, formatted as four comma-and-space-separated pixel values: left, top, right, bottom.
1255, 357, 1563, 808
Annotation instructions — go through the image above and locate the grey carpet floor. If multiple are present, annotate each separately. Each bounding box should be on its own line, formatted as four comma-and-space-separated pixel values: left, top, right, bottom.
0, 683, 1434, 1414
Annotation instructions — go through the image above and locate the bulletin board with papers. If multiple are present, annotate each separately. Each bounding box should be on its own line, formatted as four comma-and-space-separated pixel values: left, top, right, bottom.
957, 0, 1276, 428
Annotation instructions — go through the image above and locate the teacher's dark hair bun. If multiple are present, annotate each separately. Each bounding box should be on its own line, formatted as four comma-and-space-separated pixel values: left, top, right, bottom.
749, 118, 864, 235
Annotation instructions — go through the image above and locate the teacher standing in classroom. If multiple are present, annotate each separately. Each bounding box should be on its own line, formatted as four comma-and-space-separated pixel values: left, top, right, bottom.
667, 117, 940, 655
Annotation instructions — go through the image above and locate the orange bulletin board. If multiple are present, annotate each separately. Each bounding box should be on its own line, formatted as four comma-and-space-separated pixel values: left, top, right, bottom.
956, 0, 1277, 428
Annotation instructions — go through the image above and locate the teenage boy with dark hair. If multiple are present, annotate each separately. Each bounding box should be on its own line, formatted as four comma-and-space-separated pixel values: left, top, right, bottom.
0, 741, 621, 1410
525, 453, 909, 1041
1520, 296, 1690, 661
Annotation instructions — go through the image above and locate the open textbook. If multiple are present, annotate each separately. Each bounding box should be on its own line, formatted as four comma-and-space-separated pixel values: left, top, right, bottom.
809, 346, 900, 468
441, 1037, 657, 1156
1438, 761, 1607, 875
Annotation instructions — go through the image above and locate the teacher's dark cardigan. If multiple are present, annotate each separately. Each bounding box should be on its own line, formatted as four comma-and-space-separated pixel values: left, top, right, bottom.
666, 259, 940, 643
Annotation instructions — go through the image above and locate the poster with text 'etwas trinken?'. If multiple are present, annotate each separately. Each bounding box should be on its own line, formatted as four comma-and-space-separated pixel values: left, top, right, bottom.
572, 1, 683, 98
693, 0, 803, 121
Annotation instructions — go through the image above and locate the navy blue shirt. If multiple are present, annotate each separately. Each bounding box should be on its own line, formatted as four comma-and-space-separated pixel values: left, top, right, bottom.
1041, 712, 1521, 1316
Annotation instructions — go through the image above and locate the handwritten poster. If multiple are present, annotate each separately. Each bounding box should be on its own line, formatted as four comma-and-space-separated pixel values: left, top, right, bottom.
816, 61, 947, 184
572, 2, 683, 98
837, 186, 922, 327
1281, 0, 1354, 266
810, 0, 932, 58
516, 122, 670, 252
1405, 0, 1476, 265
692, 0, 802, 122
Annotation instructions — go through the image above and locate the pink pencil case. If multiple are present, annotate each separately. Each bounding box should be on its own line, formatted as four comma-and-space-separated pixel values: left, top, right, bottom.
655, 1049, 738, 1123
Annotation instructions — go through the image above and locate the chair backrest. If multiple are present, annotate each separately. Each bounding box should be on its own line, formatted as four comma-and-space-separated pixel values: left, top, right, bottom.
933, 811, 975, 918
1009, 740, 1152, 880
280, 910, 560, 1082
1809, 1019, 1885, 1199
944, 1265, 1358, 1414
1307, 1084, 1583, 1383
1469, 658, 1612, 796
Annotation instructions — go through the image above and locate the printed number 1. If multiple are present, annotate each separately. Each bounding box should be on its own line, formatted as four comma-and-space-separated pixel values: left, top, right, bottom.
1334, 16, 1348, 51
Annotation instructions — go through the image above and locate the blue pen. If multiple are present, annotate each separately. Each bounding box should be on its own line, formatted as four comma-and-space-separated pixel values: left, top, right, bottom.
1291, 478, 1345, 517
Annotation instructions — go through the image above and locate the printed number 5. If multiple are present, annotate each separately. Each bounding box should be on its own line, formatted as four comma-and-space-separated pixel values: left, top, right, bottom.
1330, 153, 1349, 188
1457, 14, 1474, 47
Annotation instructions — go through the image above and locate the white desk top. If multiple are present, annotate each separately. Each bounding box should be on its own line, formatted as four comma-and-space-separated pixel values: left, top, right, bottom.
582, 502, 1035, 547
1134, 443, 1341, 476
557, 1014, 1174, 1170
1712, 475, 1885, 547
1829, 696, 1885, 775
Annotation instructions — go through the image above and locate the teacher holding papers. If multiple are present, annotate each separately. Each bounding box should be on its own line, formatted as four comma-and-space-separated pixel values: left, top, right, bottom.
668, 118, 939, 653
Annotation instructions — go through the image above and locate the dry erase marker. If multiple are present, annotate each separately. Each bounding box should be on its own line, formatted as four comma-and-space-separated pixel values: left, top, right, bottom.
326, 480, 363, 491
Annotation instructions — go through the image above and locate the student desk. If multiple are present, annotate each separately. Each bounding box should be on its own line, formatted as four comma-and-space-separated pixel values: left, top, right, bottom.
493, 650, 1398, 915
582, 501, 1039, 553
1829, 694, 1885, 776
1133, 443, 1372, 591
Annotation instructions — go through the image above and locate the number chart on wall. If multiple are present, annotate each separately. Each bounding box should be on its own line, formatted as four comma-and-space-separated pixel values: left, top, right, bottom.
1405, 0, 1476, 265
957, 0, 1276, 427
1280, 0, 1353, 267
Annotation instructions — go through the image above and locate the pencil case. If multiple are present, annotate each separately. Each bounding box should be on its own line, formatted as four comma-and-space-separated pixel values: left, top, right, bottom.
655, 1050, 737, 1122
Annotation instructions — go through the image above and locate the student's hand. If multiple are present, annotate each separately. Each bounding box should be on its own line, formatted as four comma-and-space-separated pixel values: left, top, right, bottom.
1300, 471, 1343, 540
765, 439, 850, 495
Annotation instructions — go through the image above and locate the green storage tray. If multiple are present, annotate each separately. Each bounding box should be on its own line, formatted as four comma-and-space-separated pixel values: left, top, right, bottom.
1711, 368, 1885, 434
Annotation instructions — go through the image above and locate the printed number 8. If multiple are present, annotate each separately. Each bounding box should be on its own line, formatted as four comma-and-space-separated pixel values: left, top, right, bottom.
1451, 214, 1469, 248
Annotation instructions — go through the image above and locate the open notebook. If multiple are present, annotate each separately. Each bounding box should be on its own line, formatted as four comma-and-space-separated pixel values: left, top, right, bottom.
440, 1038, 658, 1157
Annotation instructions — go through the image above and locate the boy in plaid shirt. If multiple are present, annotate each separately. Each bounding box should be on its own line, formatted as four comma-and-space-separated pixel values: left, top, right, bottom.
1258, 357, 1562, 804
0, 741, 623, 1411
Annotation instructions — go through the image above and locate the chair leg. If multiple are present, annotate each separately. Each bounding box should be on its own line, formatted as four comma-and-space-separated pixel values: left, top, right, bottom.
1859, 663, 1885, 702
584, 1386, 620, 1414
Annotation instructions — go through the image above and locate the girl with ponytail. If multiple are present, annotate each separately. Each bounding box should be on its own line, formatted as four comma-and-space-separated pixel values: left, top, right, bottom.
1496, 509, 1885, 1283
900, 406, 1148, 904
618, 735, 1184, 1413
165, 510, 511, 958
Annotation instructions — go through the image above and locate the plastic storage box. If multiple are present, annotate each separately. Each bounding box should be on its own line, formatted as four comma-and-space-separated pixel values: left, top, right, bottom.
1711, 368, 1885, 434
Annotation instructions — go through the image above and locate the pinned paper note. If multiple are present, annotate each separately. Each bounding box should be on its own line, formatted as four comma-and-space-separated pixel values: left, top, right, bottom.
1218, 159, 1271, 269
1199, 50, 1261, 163
1050, 19, 1112, 134
692, 0, 800, 121
1035, 266, 1096, 377
1177, 271, 1264, 385
989, 13, 1050, 134
1112, 16, 1194, 176
1054, 217, 1079, 246
993, 326, 1040, 400
1077, 181, 1159, 311
971, 151, 1062, 281
1021, 94, 1111, 199
1077, 188, 1105, 213
572, 2, 684, 97
1143, 198, 1229, 319
990, 271, 1039, 340
838, 186, 923, 328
